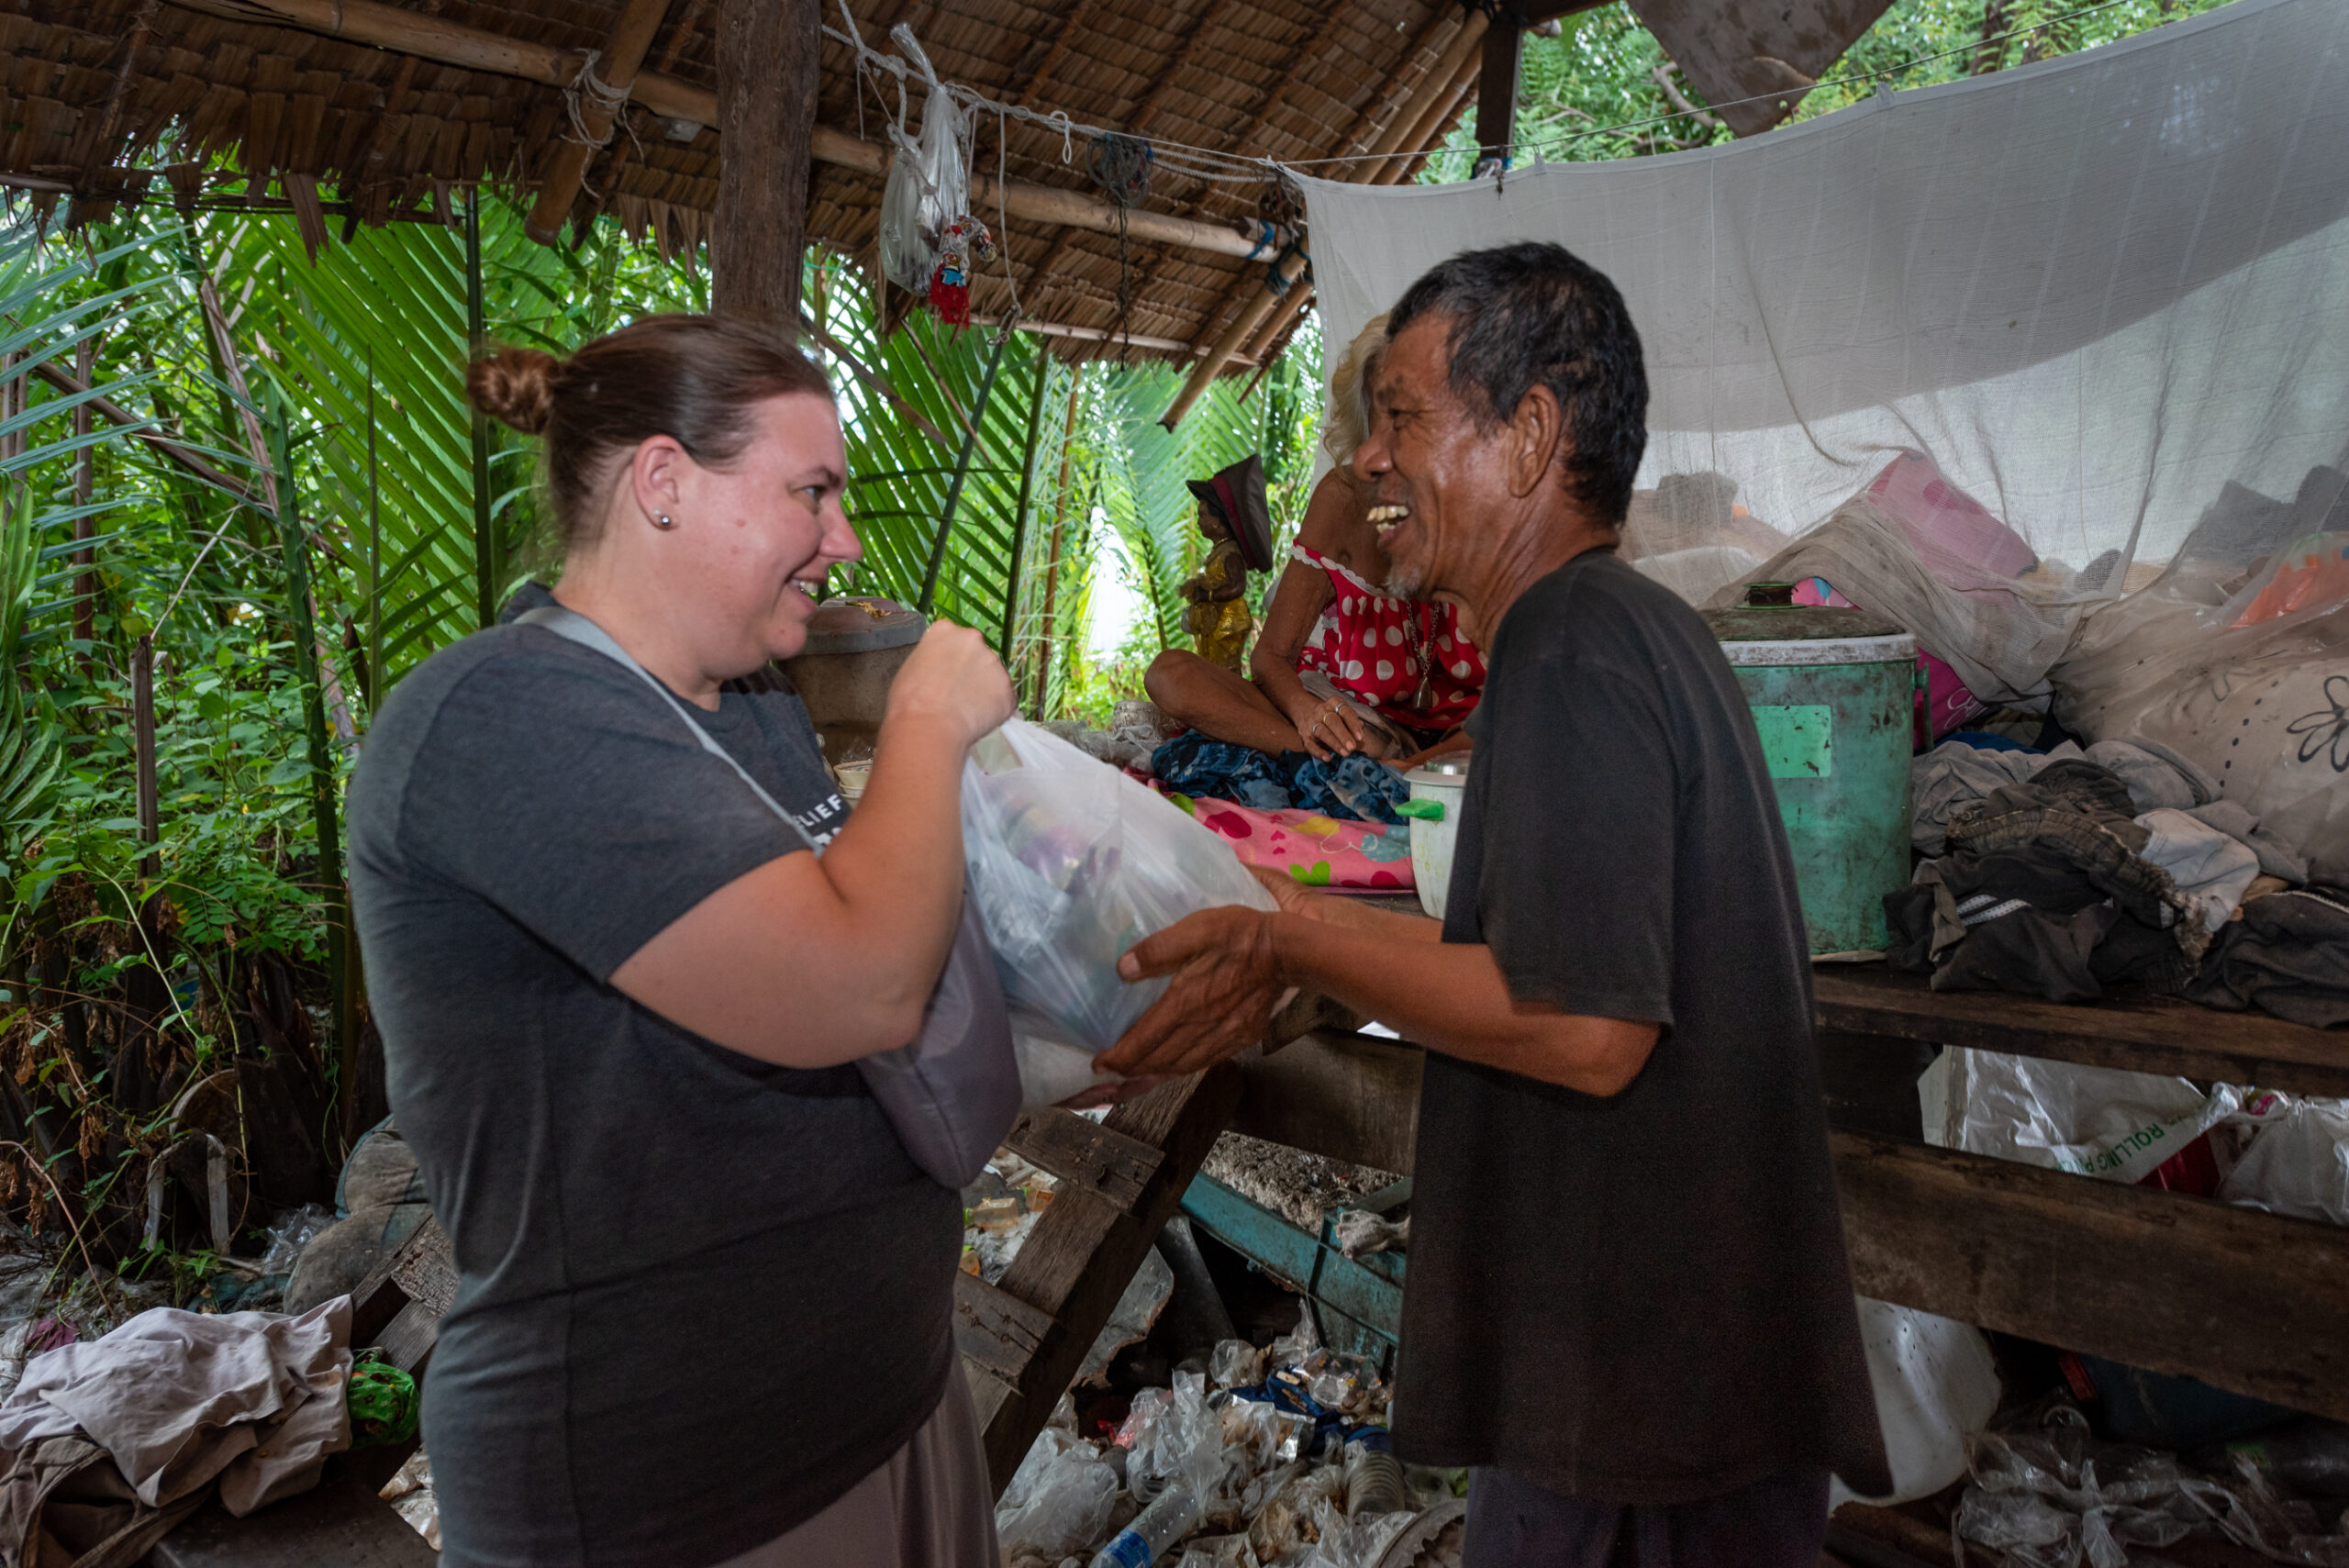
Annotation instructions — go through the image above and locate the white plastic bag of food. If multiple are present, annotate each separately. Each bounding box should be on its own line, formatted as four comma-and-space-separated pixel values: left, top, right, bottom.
876, 27, 969, 297
962, 719, 1278, 1106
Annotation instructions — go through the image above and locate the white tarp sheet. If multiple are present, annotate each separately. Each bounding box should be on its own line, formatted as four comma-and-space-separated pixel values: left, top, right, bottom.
1297, 0, 2349, 580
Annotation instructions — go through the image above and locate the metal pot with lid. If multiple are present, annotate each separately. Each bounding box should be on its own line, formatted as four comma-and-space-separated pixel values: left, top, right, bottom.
778, 595, 927, 762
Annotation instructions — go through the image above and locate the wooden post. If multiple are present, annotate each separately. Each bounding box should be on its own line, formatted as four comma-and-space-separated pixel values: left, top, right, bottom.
1475, 10, 1524, 168
522, 0, 674, 246
712, 0, 819, 336
132, 634, 159, 879
72, 339, 95, 649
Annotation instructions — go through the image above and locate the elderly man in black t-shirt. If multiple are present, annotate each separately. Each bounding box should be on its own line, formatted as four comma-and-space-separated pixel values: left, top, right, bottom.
1100, 241, 1890, 1566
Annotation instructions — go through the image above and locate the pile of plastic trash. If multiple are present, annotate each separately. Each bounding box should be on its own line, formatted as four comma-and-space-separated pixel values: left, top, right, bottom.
1950, 1396, 2349, 1567
964, 1151, 1062, 1284
997, 1309, 1464, 1568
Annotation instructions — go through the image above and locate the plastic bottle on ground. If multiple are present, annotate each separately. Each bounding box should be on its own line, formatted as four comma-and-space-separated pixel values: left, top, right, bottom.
1088, 1485, 1204, 1568
1343, 1427, 1408, 1518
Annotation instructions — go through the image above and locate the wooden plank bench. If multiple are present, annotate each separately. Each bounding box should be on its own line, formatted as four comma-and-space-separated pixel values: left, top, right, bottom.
1228, 969, 2349, 1424
147, 1218, 456, 1567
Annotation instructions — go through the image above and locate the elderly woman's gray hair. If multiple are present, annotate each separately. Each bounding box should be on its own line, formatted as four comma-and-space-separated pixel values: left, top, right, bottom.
1319, 312, 1391, 474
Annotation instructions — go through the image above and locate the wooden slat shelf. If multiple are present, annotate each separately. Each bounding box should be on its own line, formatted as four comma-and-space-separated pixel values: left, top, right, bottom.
1813, 964, 2349, 1096
1230, 983, 2349, 1425
1837, 1129, 2349, 1423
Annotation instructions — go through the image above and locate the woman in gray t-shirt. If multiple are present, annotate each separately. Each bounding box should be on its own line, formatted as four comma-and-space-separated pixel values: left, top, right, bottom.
349, 315, 1012, 1568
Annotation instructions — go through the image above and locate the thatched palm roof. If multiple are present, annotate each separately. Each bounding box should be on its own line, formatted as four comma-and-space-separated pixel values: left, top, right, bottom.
17, 0, 1888, 366
23, 0, 1497, 365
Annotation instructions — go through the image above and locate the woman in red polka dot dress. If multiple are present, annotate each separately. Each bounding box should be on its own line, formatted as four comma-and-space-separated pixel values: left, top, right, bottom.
1145, 314, 1486, 766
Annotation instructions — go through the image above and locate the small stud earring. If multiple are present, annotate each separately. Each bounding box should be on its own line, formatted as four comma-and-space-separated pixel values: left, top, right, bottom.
653, 512, 676, 530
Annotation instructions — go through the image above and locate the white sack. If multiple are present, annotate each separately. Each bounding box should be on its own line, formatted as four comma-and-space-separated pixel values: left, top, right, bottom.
1299, 0, 2349, 587
1920, 1048, 2237, 1184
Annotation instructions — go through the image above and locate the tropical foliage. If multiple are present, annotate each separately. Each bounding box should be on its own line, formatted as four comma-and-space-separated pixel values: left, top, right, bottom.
1419, 0, 2236, 176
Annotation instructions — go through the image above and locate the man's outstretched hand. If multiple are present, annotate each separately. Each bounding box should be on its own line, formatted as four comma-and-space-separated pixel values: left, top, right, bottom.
1096, 905, 1287, 1078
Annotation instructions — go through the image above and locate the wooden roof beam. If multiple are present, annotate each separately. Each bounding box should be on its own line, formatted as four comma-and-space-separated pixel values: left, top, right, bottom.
973, 313, 1260, 363
156, 0, 1274, 260
1475, 11, 1521, 166
522, 0, 674, 245
1020, 0, 1250, 324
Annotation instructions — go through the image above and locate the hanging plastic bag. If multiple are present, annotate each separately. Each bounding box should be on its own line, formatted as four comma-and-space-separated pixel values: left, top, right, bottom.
1831, 1299, 2001, 1509
962, 719, 1279, 1106
876, 25, 970, 298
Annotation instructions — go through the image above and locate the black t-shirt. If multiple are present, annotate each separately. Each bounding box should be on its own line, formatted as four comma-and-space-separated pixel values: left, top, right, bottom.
347, 587, 959, 1567
1393, 547, 1889, 1504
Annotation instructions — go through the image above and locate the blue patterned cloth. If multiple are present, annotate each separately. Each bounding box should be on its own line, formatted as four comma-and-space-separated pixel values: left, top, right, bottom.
1151, 732, 1409, 825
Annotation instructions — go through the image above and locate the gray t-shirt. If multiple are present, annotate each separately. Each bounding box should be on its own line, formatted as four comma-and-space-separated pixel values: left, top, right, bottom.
1397, 548, 1889, 1504
348, 588, 958, 1567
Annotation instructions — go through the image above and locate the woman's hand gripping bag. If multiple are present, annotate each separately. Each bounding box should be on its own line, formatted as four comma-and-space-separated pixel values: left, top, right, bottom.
962, 719, 1278, 1107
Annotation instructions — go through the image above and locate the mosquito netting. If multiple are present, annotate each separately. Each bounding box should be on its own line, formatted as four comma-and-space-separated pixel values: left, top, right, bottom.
1297, 0, 2349, 874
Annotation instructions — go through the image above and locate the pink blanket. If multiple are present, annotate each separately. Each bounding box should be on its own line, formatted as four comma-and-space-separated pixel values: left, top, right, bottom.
1154, 787, 1417, 892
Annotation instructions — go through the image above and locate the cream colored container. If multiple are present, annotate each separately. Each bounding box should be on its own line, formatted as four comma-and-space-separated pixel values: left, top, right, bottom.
1398, 759, 1469, 920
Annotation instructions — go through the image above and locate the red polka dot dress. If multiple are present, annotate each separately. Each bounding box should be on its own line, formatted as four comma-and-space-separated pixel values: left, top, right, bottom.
1291, 544, 1486, 734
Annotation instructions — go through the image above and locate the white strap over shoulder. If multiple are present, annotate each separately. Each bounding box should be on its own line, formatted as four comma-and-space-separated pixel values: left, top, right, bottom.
517, 604, 823, 857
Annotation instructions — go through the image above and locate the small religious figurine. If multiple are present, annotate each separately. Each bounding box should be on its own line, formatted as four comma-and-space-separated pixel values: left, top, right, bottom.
1181, 454, 1275, 673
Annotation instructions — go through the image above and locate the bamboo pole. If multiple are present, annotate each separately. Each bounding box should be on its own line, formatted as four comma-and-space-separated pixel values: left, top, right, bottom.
131, 635, 159, 879
158, 0, 1277, 261
970, 315, 1260, 361
523, 0, 674, 245
1226, 20, 1486, 384
1156, 8, 1491, 429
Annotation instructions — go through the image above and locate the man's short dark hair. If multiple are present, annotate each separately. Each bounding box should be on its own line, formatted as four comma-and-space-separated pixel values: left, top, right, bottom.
1387, 241, 1649, 525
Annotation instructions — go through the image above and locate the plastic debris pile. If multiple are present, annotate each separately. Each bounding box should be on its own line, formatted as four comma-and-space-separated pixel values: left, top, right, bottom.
379, 1448, 441, 1550
963, 1151, 1061, 1284
998, 1308, 1464, 1568
1951, 1398, 2349, 1568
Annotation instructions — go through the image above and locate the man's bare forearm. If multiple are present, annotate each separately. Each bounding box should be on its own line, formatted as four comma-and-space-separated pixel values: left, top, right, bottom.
1268, 914, 1658, 1095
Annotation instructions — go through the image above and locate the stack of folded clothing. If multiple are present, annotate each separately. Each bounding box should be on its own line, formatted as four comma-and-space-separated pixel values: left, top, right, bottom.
1887, 760, 2207, 1002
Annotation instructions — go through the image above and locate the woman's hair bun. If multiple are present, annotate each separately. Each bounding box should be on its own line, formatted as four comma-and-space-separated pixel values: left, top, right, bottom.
467, 346, 562, 436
